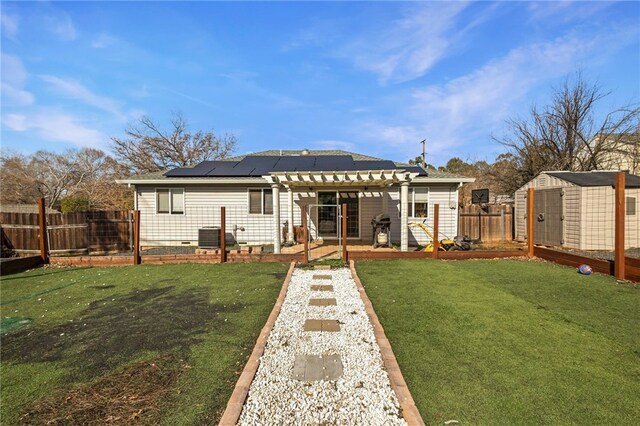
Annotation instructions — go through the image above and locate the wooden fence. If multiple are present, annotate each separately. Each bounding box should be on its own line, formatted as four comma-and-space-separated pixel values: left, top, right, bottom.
1, 210, 132, 255
458, 204, 514, 241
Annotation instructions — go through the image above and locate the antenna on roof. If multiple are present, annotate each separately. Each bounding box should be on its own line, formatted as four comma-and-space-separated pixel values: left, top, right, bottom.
420, 139, 426, 169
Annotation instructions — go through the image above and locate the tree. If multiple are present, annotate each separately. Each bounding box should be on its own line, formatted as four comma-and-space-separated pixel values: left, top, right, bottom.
111, 112, 237, 174
407, 156, 436, 170
494, 72, 640, 194
0, 148, 132, 210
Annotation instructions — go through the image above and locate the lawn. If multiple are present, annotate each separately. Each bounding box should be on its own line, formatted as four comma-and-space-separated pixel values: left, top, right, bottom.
0, 262, 289, 425
357, 259, 640, 425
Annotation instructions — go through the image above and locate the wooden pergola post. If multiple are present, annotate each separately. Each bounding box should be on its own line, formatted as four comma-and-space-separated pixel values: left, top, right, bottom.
133, 210, 141, 265
37, 197, 49, 264
302, 205, 309, 264
220, 206, 227, 263
342, 203, 348, 262
614, 171, 625, 280
527, 188, 535, 257
432, 204, 440, 259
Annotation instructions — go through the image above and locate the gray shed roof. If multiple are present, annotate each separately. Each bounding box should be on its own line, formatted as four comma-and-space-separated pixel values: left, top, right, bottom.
546, 171, 640, 188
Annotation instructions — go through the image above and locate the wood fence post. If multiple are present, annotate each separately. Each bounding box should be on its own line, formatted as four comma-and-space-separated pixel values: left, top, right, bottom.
527, 188, 535, 257
302, 205, 309, 264
342, 203, 348, 262
614, 171, 625, 280
133, 210, 140, 265
38, 197, 49, 264
432, 204, 440, 259
220, 207, 227, 263
500, 208, 506, 241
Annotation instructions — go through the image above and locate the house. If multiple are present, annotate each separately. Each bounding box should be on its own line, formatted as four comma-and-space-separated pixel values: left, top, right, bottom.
579, 133, 640, 174
514, 171, 640, 251
118, 150, 474, 252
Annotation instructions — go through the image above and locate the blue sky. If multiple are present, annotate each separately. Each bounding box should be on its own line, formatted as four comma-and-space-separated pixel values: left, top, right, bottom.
1, 1, 639, 166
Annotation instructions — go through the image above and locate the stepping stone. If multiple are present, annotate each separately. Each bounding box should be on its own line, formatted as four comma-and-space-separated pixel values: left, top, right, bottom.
303, 319, 341, 332
311, 284, 333, 292
292, 354, 343, 381
309, 298, 336, 306
312, 274, 332, 280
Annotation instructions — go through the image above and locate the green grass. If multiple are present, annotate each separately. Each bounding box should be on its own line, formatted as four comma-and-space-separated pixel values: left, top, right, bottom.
357, 259, 640, 425
1, 263, 289, 425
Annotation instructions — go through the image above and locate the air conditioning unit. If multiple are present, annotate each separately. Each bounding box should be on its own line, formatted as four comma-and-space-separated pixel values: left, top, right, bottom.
198, 227, 221, 248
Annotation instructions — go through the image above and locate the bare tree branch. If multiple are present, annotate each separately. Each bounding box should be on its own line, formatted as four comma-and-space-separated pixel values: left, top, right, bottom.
111, 112, 237, 174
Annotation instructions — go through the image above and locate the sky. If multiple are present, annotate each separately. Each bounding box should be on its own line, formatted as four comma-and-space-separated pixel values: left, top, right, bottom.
1, 1, 639, 166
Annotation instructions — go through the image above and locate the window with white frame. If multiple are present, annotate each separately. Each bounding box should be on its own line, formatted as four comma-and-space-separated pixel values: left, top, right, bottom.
410, 187, 429, 218
249, 189, 273, 214
156, 188, 184, 214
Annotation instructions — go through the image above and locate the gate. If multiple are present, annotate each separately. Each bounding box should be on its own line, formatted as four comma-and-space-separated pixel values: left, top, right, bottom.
533, 188, 563, 246
306, 204, 343, 261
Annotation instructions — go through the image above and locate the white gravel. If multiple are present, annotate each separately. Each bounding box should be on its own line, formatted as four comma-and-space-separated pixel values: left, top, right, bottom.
238, 268, 406, 425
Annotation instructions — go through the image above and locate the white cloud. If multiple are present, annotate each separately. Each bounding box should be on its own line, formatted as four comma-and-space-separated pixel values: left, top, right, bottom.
1, 12, 19, 39
2, 110, 105, 147
527, 1, 613, 23
340, 2, 479, 84
91, 33, 116, 49
355, 24, 640, 164
1, 83, 35, 106
1, 53, 34, 106
41, 75, 124, 118
2, 113, 28, 131
130, 85, 150, 98
45, 13, 77, 41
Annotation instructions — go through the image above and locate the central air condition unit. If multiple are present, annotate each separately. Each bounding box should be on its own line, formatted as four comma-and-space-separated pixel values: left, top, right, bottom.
198, 226, 221, 248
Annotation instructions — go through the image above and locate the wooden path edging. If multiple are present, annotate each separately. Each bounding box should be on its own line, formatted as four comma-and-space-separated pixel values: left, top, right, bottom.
218, 261, 296, 425
349, 260, 425, 425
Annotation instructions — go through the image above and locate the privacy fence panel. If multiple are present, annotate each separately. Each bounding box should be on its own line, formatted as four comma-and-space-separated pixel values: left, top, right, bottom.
1, 210, 132, 256
458, 205, 513, 241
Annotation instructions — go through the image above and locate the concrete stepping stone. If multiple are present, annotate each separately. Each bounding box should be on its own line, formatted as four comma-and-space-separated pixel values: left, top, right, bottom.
313, 265, 331, 270
310, 284, 333, 291
309, 298, 337, 306
303, 319, 341, 332
292, 354, 343, 381
312, 274, 332, 280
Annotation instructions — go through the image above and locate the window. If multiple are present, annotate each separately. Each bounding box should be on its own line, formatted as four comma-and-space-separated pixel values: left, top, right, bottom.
156, 188, 184, 214
249, 189, 273, 215
411, 187, 429, 218
627, 197, 636, 216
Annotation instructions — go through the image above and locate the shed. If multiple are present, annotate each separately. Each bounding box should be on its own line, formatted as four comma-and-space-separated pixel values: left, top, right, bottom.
514, 171, 640, 251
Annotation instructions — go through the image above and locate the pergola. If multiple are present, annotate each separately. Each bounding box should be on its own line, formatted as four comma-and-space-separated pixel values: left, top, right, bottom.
263, 169, 419, 253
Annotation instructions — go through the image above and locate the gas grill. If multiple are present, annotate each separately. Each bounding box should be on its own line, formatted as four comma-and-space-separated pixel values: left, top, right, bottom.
371, 213, 392, 248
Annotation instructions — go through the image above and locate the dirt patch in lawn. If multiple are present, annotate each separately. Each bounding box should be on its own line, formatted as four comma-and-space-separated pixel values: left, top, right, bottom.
20, 353, 188, 426
1, 286, 241, 379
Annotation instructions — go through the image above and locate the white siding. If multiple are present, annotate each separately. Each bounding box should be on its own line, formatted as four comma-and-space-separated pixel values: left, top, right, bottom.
389, 184, 459, 246
136, 183, 461, 247
580, 186, 615, 250
563, 186, 581, 249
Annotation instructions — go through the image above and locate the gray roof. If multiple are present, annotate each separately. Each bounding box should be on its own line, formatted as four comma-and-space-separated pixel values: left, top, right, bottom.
166, 155, 399, 177
121, 150, 473, 182
546, 171, 640, 188
226, 149, 384, 162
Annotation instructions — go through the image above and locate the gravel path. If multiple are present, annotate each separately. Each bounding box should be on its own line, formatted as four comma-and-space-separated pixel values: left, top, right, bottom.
238, 268, 406, 425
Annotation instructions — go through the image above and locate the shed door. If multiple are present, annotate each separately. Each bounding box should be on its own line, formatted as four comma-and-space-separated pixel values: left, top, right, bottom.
533, 188, 563, 246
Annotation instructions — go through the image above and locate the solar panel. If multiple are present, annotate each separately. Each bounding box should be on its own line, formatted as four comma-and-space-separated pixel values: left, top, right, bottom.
165, 161, 217, 177
165, 155, 409, 177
